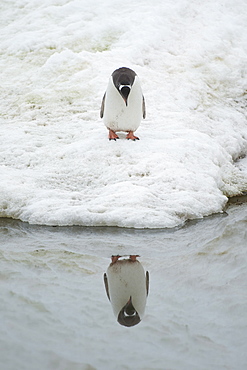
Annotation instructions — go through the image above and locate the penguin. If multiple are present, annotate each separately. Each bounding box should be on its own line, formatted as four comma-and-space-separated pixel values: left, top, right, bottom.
100, 67, 146, 141
104, 255, 149, 327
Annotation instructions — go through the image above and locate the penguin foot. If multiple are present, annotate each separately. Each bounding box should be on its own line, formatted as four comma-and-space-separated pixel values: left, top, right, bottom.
111, 255, 121, 264
109, 130, 119, 141
129, 255, 140, 262
126, 131, 139, 141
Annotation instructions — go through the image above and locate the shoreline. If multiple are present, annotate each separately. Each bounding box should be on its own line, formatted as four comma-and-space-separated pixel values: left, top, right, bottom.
0, 192, 247, 231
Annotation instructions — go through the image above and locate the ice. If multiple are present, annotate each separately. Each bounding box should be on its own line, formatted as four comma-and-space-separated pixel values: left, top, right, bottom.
0, 0, 247, 228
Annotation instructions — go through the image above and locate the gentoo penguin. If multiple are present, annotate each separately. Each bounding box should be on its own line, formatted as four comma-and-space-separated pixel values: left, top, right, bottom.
104, 255, 149, 327
100, 67, 146, 140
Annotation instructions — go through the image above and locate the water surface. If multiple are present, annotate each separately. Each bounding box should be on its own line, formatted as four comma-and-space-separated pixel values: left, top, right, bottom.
0, 202, 247, 370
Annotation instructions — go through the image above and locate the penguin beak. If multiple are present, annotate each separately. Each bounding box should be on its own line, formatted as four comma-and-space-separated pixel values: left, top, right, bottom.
119, 85, 131, 106
125, 296, 135, 315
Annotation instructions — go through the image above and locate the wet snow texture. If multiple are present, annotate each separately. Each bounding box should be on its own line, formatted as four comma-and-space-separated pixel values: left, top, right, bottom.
0, 0, 247, 227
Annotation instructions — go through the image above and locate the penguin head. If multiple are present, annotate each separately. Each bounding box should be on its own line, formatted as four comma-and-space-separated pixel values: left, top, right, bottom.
112, 67, 137, 106
117, 296, 141, 327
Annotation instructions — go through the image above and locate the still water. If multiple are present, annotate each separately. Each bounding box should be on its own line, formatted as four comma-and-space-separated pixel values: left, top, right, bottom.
0, 201, 247, 370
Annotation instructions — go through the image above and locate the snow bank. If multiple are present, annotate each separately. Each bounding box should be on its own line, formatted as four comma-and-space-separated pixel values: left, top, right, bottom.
0, 0, 247, 228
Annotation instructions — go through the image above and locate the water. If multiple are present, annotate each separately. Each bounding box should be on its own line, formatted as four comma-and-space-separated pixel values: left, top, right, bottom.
0, 200, 247, 370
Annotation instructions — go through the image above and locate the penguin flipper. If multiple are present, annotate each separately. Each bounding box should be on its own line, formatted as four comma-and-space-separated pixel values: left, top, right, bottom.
103, 273, 110, 301
142, 95, 146, 119
100, 92, 106, 118
146, 271, 149, 296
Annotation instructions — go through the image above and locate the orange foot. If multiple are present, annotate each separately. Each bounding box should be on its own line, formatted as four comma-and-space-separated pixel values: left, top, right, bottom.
109, 130, 119, 141
111, 255, 121, 264
129, 255, 140, 262
126, 131, 139, 141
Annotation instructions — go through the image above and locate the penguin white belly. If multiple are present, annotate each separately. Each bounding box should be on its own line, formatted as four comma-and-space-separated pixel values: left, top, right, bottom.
106, 259, 147, 319
103, 78, 143, 132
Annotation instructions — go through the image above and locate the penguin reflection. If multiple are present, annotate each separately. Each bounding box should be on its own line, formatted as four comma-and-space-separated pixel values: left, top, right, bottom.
104, 255, 149, 327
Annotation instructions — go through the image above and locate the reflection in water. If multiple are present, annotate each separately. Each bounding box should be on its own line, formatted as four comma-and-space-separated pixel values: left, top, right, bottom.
104, 255, 149, 327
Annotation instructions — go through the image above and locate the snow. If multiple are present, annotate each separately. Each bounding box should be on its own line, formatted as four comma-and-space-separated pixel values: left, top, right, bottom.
0, 0, 247, 228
